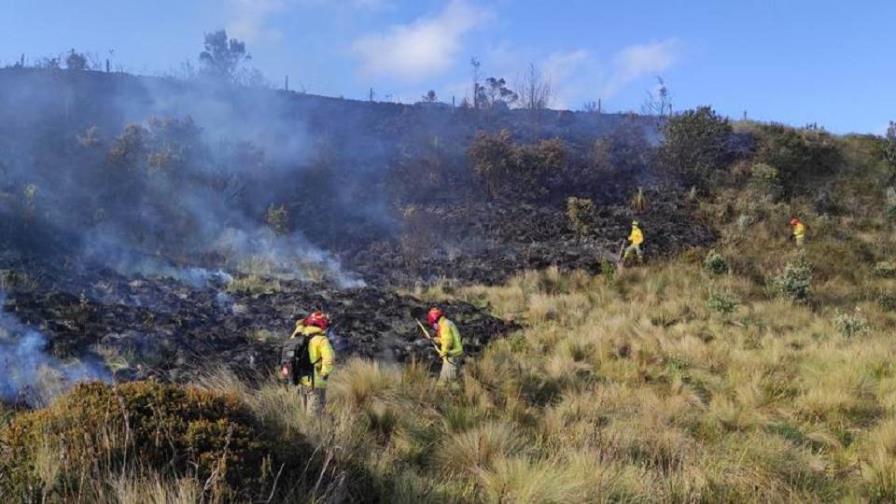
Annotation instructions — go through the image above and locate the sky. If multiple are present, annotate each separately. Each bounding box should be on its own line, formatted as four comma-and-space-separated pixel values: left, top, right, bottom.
0, 0, 893, 134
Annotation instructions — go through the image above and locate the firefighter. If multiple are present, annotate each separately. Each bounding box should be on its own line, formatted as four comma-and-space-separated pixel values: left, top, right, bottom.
623, 220, 645, 263
290, 311, 335, 414
790, 217, 806, 247
427, 307, 464, 382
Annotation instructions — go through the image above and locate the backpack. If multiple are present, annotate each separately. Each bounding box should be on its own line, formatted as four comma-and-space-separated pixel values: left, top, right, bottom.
279, 337, 315, 385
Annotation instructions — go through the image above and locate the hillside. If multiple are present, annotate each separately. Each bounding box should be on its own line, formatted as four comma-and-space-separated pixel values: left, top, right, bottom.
2, 68, 896, 502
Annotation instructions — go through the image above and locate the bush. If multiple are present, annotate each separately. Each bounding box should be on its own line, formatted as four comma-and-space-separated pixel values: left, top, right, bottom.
659, 106, 733, 190
755, 124, 841, 194
771, 254, 813, 302
65, 49, 88, 70
703, 249, 729, 275
873, 261, 896, 278
468, 130, 566, 201
0, 381, 271, 501
265, 203, 290, 235
885, 187, 896, 221
834, 310, 870, 338
878, 291, 896, 312
565, 197, 595, 237
884, 121, 896, 176
706, 289, 739, 315
749, 162, 784, 201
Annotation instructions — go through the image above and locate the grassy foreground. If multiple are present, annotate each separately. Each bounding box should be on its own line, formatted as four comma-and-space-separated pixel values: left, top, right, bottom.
5, 223, 896, 502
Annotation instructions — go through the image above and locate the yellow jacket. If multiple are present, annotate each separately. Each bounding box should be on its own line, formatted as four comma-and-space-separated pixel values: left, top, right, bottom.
629, 225, 644, 245
290, 324, 335, 389
793, 222, 806, 238
437, 318, 464, 362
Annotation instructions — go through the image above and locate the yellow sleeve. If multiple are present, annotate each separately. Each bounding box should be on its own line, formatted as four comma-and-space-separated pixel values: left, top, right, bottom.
450, 322, 463, 355
316, 337, 335, 378
440, 322, 451, 358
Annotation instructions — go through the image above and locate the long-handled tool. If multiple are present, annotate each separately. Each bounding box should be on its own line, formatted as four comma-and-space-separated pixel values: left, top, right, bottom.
415, 319, 442, 354
615, 239, 627, 273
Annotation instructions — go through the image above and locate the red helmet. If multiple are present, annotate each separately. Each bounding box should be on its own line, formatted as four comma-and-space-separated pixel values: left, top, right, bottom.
789, 217, 800, 226
427, 307, 444, 326
304, 311, 330, 330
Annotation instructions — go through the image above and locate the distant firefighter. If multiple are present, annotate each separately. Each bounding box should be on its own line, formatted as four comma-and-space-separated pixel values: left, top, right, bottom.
427, 307, 464, 382
623, 220, 645, 264
790, 217, 806, 247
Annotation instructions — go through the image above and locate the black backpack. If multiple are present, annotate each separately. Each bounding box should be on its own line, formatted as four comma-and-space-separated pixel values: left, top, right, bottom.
279, 337, 315, 385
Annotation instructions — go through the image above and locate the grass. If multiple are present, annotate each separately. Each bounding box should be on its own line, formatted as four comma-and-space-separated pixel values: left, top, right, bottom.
193, 234, 895, 502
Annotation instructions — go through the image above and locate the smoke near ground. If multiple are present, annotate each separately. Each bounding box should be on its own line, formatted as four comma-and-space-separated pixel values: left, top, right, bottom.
0, 292, 111, 406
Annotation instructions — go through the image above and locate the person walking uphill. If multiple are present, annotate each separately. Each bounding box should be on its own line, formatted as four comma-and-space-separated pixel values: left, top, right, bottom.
428, 307, 463, 382
288, 311, 336, 415
623, 220, 645, 264
790, 217, 806, 247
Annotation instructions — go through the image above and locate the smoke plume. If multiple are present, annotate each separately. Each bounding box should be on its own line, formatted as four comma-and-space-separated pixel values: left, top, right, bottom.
0, 293, 111, 406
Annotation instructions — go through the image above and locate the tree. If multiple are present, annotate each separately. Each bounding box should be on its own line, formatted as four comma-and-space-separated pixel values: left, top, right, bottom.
642, 76, 671, 117
199, 29, 250, 81
518, 63, 552, 110
422, 90, 438, 103
480, 77, 518, 109
659, 106, 733, 190
65, 50, 88, 71
470, 57, 482, 109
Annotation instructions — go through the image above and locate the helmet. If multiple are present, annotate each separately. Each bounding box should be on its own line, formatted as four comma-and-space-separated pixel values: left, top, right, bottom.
427, 307, 444, 326
632, 220, 640, 227
789, 217, 799, 226
303, 311, 330, 330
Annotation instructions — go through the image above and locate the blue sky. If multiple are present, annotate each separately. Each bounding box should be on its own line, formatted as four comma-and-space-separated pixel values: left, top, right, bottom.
1, 0, 893, 133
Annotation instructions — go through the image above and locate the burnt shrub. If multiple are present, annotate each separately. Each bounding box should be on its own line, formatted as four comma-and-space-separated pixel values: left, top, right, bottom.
754, 124, 841, 194
585, 120, 654, 193
468, 130, 566, 202
0, 381, 271, 501
659, 106, 733, 191
566, 197, 595, 237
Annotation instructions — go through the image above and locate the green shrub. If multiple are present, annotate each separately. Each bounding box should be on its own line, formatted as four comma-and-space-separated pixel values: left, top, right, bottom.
873, 261, 896, 278
566, 197, 595, 237
878, 291, 896, 312
659, 106, 733, 190
755, 124, 841, 194
749, 162, 784, 201
706, 289, 740, 315
885, 121, 896, 176
0, 381, 271, 501
771, 254, 813, 302
834, 310, 869, 338
703, 249, 729, 275
600, 258, 616, 283
885, 187, 896, 221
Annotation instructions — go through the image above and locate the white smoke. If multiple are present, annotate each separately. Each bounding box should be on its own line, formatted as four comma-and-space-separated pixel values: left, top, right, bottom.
0, 292, 111, 406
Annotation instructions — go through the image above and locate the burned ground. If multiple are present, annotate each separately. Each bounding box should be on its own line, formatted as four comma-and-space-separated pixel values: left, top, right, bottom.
0, 254, 514, 390
0, 68, 715, 402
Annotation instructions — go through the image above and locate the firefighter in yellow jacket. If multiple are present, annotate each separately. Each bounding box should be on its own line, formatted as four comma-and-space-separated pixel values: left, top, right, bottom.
290, 311, 335, 414
623, 220, 645, 263
790, 217, 806, 247
427, 307, 463, 382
